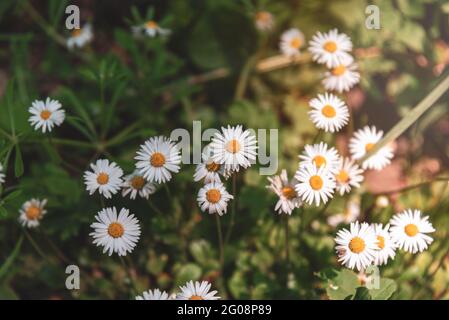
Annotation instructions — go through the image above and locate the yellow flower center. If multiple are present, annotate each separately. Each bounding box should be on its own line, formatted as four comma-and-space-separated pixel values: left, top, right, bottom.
309, 175, 323, 190
365, 143, 375, 152
321, 105, 336, 118
150, 152, 166, 167
26, 206, 41, 220
71, 28, 82, 37
96, 172, 109, 185
404, 224, 419, 237
131, 176, 145, 190
226, 139, 241, 154
377, 235, 385, 249
336, 170, 349, 183
323, 41, 337, 53
349, 236, 366, 254
313, 155, 327, 168
206, 162, 221, 172
282, 186, 296, 199
290, 37, 302, 49
40, 110, 52, 120
206, 189, 221, 204
256, 11, 270, 22
108, 222, 124, 238
331, 65, 346, 76
189, 295, 203, 300
146, 20, 158, 29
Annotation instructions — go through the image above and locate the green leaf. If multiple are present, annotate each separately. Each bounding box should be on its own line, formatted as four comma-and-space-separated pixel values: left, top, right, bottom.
2, 189, 22, 202
369, 278, 397, 300
175, 263, 202, 286
0, 234, 23, 280
352, 287, 371, 300
14, 144, 23, 177
326, 269, 360, 300
0, 205, 7, 217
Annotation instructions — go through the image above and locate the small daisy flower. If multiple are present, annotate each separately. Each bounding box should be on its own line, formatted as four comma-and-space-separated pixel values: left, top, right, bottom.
299, 142, 340, 173
136, 289, 170, 300
19, 198, 47, 228
295, 164, 336, 206
133, 20, 170, 38
334, 158, 364, 196
135, 136, 181, 184
308, 93, 349, 133
122, 170, 156, 200
349, 126, 394, 171
389, 209, 435, 254
372, 223, 396, 266
90, 207, 141, 256
28, 98, 65, 133
210, 125, 257, 172
0, 163, 5, 185
280, 28, 305, 57
67, 23, 93, 49
254, 11, 274, 31
308, 29, 353, 68
266, 169, 302, 215
327, 197, 360, 227
176, 281, 220, 300
197, 182, 233, 216
335, 221, 377, 271
323, 62, 360, 93
84, 159, 124, 199
194, 146, 225, 183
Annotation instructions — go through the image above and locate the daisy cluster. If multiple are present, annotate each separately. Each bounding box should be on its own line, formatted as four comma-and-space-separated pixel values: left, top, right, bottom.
136, 280, 220, 300
335, 209, 435, 271
268, 29, 394, 211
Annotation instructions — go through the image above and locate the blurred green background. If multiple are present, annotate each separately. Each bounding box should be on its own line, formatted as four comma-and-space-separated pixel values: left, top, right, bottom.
1, 0, 449, 299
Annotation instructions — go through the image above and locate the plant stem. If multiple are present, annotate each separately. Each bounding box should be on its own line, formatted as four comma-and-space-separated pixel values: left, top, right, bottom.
147, 198, 163, 215
361, 72, 449, 163
23, 229, 50, 263
215, 214, 225, 274
225, 175, 237, 244
119, 256, 138, 297
285, 215, 290, 264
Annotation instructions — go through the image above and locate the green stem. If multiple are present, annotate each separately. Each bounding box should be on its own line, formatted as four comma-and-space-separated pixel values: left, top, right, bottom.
23, 229, 50, 263
361, 72, 449, 163
215, 214, 225, 274
225, 175, 237, 244
119, 256, 138, 297
147, 199, 163, 215
285, 215, 290, 264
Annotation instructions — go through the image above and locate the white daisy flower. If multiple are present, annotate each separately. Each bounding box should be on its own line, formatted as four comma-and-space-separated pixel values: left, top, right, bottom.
210, 125, 257, 172
299, 142, 340, 173
28, 98, 65, 133
266, 169, 302, 215
323, 62, 360, 93
193, 146, 225, 184
334, 158, 364, 196
372, 223, 396, 266
136, 289, 170, 300
19, 198, 47, 228
135, 136, 181, 184
84, 159, 124, 199
176, 281, 220, 300
295, 164, 336, 206
255, 11, 274, 31
0, 163, 5, 185
335, 221, 377, 271
197, 182, 233, 216
389, 209, 435, 254
279, 28, 305, 57
349, 126, 394, 171
67, 23, 93, 49
308, 29, 354, 68
90, 207, 141, 256
122, 170, 156, 200
327, 197, 360, 227
133, 20, 170, 38
308, 93, 349, 133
